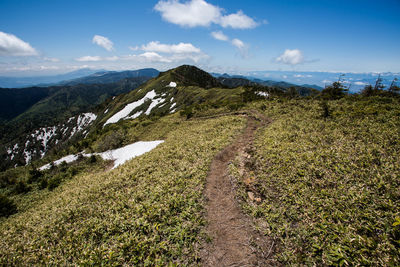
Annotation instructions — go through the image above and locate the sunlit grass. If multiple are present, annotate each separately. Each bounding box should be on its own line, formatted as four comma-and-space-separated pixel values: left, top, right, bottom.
236, 97, 400, 265
0, 115, 245, 265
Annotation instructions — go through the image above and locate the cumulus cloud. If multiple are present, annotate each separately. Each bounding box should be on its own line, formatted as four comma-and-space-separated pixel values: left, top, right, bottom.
75, 55, 119, 62
125, 41, 209, 64
139, 52, 171, 63
220, 10, 258, 29
92, 35, 114, 51
154, 0, 220, 27
276, 49, 304, 65
154, 0, 258, 29
141, 41, 201, 54
211, 31, 229, 41
0, 31, 38, 56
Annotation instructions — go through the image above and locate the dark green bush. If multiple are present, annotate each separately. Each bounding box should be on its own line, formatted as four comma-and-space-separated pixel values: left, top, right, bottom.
14, 181, 31, 194
89, 155, 97, 163
39, 178, 48, 189
97, 130, 125, 152
180, 106, 194, 119
27, 167, 42, 184
0, 194, 17, 217
47, 176, 62, 191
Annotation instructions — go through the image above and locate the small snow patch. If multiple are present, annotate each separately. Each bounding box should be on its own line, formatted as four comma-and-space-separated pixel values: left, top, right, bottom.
255, 91, 269, 98
167, 82, 177, 87
39, 154, 79, 170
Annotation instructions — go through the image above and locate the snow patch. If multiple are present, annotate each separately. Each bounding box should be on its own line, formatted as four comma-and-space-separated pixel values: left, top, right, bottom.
104, 90, 164, 126
98, 141, 164, 169
167, 81, 177, 87
255, 91, 269, 98
170, 103, 176, 110
104, 108, 109, 114
126, 111, 143, 120
70, 113, 97, 137
39, 154, 80, 170
39, 140, 164, 171
145, 97, 166, 115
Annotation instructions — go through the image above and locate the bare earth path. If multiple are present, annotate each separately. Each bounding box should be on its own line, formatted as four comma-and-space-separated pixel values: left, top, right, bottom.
201, 112, 277, 266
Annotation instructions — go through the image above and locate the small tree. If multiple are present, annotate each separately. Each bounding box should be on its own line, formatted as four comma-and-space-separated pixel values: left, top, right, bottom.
373, 74, 385, 91
361, 84, 374, 97
321, 80, 348, 99
389, 77, 399, 94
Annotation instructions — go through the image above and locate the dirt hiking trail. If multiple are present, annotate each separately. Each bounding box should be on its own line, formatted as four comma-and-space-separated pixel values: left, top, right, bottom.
200, 112, 278, 266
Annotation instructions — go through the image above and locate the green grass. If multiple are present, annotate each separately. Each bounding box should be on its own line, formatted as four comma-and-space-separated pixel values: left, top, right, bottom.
233, 97, 400, 265
0, 115, 245, 265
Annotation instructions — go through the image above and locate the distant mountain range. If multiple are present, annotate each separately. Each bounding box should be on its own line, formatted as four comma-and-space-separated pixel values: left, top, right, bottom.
57, 68, 159, 86
0, 69, 102, 88
239, 70, 400, 93
2, 67, 398, 93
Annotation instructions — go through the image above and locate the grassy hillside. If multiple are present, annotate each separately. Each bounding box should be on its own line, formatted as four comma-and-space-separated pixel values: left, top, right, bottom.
231, 96, 400, 265
0, 114, 245, 265
1, 65, 398, 265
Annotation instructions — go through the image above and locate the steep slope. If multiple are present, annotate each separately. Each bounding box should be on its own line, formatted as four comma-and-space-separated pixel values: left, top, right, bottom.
0, 78, 151, 169
0, 86, 54, 122
98, 65, 243, 128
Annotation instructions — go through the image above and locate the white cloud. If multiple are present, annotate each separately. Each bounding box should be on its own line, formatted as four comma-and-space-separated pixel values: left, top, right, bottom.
220, 10, 258, 29
0, 31, 38, 56
231, 38, 248, 58
141, 41, 201, 54
92, 35, 114, 51
43, 57, 60, 62
75, 56, 102, 62
154, 0, 258, 29
75, 55, 119, 62
231, 38, 245, 49
211, 31, 229, 41
276, 49, 304, 65
139, 52, 171, 63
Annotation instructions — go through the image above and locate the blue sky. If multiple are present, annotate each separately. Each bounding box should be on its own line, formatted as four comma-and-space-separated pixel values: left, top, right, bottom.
0, 0, 399, 76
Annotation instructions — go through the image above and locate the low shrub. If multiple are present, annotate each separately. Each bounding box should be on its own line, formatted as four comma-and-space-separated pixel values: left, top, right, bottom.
0, 194, 17, 217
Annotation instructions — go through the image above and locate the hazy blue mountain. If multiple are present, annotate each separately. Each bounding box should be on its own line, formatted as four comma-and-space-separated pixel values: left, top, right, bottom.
214, 73, 323, 92
0, 69, 103, 88
58, 68, 159, 86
